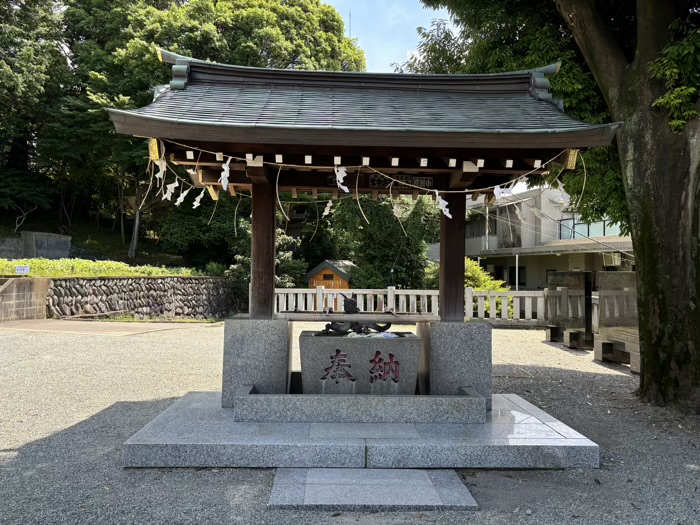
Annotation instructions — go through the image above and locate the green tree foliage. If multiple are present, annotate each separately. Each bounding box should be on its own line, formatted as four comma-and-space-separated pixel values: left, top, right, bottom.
648, 18, 700, 132
48, 0, 365, 258
398, 12, 630, 232
329, 196, 440, 289
0, 0, 68, 229
425, 258, 507, 291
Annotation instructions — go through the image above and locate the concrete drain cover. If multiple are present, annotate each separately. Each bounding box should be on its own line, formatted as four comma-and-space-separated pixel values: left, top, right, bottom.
268, 468, 478, 511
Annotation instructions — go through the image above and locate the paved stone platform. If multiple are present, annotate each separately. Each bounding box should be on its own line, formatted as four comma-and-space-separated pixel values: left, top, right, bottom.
232, 385, 486, 423
123, 392, 599, 469
268, 468, 478, 511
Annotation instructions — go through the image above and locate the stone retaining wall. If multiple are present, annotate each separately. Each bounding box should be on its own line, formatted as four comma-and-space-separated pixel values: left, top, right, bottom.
0, 278, 50, 321
47, 277, 240, 319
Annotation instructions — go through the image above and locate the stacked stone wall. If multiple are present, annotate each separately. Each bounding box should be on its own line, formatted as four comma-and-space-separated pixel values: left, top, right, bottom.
47, 277, 240, 319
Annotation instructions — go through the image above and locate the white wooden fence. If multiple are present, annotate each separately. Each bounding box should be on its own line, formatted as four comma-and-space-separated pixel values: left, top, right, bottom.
274, 287, 440, 316
274, 286, 546, 326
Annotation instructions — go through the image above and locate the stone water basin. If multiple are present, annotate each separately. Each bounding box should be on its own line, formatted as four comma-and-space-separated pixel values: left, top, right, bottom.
299, 330, 421, 395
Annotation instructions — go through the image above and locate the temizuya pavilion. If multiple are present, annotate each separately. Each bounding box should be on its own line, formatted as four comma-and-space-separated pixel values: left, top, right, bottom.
108, 50, 617, 509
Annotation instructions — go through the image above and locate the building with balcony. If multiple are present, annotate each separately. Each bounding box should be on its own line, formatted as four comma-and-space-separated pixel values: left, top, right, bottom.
428, 187, 634, 290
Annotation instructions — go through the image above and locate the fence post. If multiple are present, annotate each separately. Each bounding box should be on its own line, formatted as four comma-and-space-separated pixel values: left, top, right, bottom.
556, 286, 567, 319
465, 287, 473, 319
387, 286, 396, 311
537, 293, 545, 321
316, 286, 324, 311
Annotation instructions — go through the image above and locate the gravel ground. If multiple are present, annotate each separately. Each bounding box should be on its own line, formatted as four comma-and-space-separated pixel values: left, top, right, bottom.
0, 322, 698, 525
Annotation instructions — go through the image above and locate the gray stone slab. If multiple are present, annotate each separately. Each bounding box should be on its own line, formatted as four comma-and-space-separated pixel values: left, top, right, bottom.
124, 438, 366, 468
309, 423, 420, 439
429, 322, 492, 409
414, 422, 564, 440
300, 331, 420, 395
123, 392, 599, 469
232, 391, 485, 423
268, 468, 477, 511
365, 439, 599, 469
222, 319, 289, 407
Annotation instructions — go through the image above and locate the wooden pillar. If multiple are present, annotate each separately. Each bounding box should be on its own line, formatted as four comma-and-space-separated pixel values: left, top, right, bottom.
250, 181, 276, 319
439, 193, 466, 321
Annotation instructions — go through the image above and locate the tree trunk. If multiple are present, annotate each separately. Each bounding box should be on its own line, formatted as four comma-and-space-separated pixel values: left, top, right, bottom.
128, 206, 140, 261
128, 181, 141, 261
118, 183, 126, 245
553, 0, 700, 410
617, 67, 700, 412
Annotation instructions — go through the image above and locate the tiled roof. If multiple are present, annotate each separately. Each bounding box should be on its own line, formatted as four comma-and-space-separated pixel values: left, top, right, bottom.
107, 50, 618, 149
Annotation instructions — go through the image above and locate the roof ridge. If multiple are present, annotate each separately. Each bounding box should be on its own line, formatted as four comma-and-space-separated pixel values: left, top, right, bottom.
156, 48, 562, 108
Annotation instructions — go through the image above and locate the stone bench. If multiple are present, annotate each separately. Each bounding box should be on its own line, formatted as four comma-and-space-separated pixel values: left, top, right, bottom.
594, 334, 640, 373
563, 329, 593, 349
546, 325, 563, 342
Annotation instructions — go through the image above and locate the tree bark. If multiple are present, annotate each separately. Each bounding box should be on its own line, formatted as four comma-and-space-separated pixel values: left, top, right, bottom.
127, 206, 140, 261
617, 70, 700, 412
128, 182, 141, 261
555, 0, 700, 410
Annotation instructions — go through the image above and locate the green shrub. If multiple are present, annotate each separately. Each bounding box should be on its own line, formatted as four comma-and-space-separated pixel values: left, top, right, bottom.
425, 258, 508, 291
204, 261, 227, 276
0, 258, 202, 278
425, 257, 511, 318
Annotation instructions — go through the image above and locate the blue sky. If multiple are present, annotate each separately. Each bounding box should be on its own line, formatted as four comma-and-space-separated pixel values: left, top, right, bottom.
323, 0, 451, 72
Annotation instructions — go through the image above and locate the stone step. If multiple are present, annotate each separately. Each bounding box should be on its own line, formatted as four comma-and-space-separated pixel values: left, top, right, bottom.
268, 468, 478, 511
123, 392, 599, 469
232, 385, 485, 423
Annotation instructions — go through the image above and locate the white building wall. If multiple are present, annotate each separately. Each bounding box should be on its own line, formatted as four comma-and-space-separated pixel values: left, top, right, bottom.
538, 189, 574, 244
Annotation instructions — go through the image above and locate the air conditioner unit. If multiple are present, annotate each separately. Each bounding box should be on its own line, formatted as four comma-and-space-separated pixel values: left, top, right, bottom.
603, 252, 622, 266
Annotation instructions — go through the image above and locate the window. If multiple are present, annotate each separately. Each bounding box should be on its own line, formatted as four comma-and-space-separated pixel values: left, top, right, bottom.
604, 220, 621, 236
559, 219, 574, 240
559, 218, 623, 239
574, 223, 588, 239
508, 266, 526, 286
588, 221, 604, 237
322, 273, 334, 281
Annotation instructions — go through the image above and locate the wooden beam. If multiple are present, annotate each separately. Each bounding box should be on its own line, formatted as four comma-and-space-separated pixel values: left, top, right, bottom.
291, 188, 297, 199
246, 155, 268, 184
228, 186, 236, 197
250, 182, 277, 319
462, 160, 480, 173
312, 188, 318, 199
206, 187, 219, 201
524, 158, 542, 169
439, 193, 466, 322
470, 158, 485, 168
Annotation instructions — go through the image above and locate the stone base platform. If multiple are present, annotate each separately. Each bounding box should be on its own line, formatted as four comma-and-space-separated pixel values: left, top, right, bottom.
232, 385, 485, 423
123, 392, 599, 469
269, 468, 478, 511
